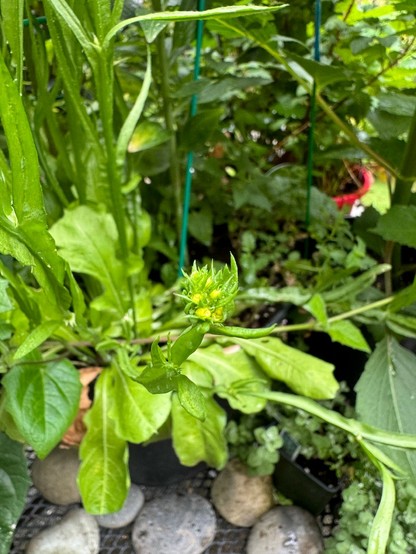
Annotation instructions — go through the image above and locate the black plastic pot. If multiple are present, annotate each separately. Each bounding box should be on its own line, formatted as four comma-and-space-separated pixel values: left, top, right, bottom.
273, 449, 340, 515
128, 439, 206, 486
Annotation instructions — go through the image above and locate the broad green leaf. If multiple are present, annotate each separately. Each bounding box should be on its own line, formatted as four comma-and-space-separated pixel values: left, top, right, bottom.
373, 206, 416, 247
181, 360, 214, 388
0, 433, 30, 554
0, 280, 13, 313
288, 53, 351, 88
50, 206, 127, 315
177, 375, 206, 421
0, 219, 69, 318
376, 91, 416, 117
109, 367, 171, 443
2, 360, 82, 458
238, 286, 311, 306
188, 207, 213, 247
230, 337, 338, 399
78, 370, 129, 514
304, 293, 327, 326
355, 337, 416, 478
171, 394, 227, 469
389, 279, 416, 312
13, 320, 61, 360
139, 20, 168, 42
138, 364, 179, 394
189, 345, 269, 413
327, 320, 371, 353
127, 121, 169, 153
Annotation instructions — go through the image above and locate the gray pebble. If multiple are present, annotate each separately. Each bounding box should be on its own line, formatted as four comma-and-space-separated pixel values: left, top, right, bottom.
26, 508, 100, 554
246, 505, 324, 554
31, 447, 81, 505
211, 458, 274, 527
132, 493, 216, 554
95, 484, 144, 528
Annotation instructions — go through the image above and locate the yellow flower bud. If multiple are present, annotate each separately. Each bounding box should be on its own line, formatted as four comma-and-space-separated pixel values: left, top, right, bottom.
191, 293, 203, 304
212, 307, 224, 322
210, 289, 221, 299
195, 307, 212, 319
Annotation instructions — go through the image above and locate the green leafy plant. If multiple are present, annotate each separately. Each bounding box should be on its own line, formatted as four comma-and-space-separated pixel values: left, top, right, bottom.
225, 415, 283, 476
0, 1, 287, 550
0, 3, 416, 554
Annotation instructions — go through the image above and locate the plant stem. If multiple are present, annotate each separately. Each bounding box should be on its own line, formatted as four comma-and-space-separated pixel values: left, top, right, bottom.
95, 46, 137, 334
242, 389, 416, 449
151, 0, 183, 239
270, 296, 394, 335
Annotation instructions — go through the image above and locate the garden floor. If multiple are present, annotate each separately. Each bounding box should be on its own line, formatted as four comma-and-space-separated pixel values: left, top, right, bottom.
11, 461, 337, 554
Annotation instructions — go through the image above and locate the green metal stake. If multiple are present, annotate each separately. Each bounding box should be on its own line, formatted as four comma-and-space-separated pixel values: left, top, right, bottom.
23, 16, 47, 27
178, 0, 206, 276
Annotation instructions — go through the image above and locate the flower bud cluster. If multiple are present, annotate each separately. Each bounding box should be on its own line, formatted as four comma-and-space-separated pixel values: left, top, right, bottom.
180, 256, 239, 324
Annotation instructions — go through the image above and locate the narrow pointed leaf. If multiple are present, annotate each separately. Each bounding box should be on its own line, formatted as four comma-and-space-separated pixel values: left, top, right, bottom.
13, 321, 61, 361
177, 375, 206, 421
327, 320, 371, 353
78, 370, 129, 514
105, 5, 286, 45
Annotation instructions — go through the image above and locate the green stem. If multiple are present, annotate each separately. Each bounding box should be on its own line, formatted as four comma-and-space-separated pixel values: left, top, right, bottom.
327, 296, 393, 323
271, 296, 394, 335
95, 47, 137, 334
151, 0, 182, 238
243, 389, 416, 449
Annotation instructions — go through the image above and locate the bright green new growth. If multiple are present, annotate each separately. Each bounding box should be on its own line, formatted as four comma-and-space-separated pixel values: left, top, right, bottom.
180, 255, 238, 323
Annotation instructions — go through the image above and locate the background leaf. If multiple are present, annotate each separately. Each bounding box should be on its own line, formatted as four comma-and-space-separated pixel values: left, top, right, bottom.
50, 206, 128, 315
230, 337, 338, 399
0, 433, 30, 554
190, 345, 269, 413
327, 320, 371, 353
373, 206, 416, 247
171, 394, 227, 469
355, 337, 416, 478
2, 360, 82, 458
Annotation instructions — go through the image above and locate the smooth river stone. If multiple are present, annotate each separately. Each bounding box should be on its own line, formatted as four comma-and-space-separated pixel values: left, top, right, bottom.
26, 508, 100, 554
246, 505, 324, 554
132, 493, 216, 554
